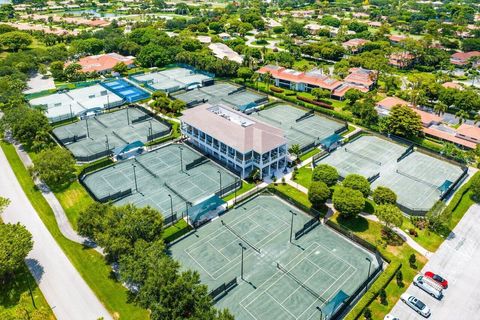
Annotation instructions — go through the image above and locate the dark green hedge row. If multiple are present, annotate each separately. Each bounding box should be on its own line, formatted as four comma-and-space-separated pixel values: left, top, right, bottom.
344, 262, 402, 320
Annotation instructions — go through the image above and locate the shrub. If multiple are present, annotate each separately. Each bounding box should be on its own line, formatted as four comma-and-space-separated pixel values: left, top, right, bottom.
333, 186, 365, 219
396, 269, 403, 287
312, 164, 339, 186
379, 288, 387, 304
297, 95, 334, 109
343, 174, 371, 197
372, 186, 397, 205
409, 253, 416, 267
363, 308, 372, 320
308, 181, 331, 208
270, 86, 284, 93
470, 172, 480, 200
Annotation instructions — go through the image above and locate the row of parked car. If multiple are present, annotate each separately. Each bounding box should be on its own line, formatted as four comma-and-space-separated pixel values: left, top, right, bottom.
385, 271, 448, 319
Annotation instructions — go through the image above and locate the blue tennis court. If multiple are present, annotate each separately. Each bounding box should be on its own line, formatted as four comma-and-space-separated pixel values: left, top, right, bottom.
101, 79, 150, 103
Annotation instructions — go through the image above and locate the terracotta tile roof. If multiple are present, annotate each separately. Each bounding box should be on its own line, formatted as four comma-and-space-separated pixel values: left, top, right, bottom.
344, 68, 377, 87
332, 83, 369, 98
423, 126, 476, 149
342, 38, 369, 49
412, 108, 442, 126
456, 124, 480, 141
376, 97, 409, 110
257, 65, 343, 91
76, 53, 135, 73
450, 51, 480, 65
442, 82, 463, 90
389, 52, 414, 67
389, 34, 407, 42
180, 103, 286, 154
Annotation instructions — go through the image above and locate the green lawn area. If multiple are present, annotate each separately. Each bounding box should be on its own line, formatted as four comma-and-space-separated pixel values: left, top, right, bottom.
163, 219, 192, 243
331, 214, 427, 319
223, 180, 256, 202
1, 141, 149, 320
0, 264, 55, 320
299, 148, 320, 162
292, 165, 312, 189
55, 180, 94, 230
273, 183, 313, 209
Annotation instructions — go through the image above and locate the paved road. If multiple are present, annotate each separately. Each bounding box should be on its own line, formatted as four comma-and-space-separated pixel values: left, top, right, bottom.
0, 147, 112, 320
389, 204, 480, 319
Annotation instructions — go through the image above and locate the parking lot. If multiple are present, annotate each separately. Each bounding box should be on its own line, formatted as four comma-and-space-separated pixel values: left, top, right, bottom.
389, 204, 480, 319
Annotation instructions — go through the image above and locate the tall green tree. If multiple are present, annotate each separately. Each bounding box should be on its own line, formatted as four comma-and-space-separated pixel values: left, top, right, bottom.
375, 204, 403, 233
312, 164, 339, 186
333, 186, 365, 219
0, 31, 32, 51
383, 105, 423, 138
0, 223, 33, 281
31, 147, 76, 189
308, 181, 331, 209
342, 174, 371, 198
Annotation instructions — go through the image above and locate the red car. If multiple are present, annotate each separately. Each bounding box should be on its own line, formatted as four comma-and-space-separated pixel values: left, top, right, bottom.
425, 271, 448, 289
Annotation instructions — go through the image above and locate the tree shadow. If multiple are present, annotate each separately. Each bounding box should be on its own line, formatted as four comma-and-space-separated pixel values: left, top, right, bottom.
336, 215, 369, 232
25, 258, 44, 282
0, 265, 38, 309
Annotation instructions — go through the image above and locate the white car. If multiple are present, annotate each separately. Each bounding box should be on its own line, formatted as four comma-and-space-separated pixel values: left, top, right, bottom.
401, 293, 431, 317
413, 274, 443, 299
384, 315, 400, 320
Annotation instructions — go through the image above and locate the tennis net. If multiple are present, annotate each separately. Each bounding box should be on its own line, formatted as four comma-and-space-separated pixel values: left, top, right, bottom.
396, 169, 438, 189
290, 126, 316, 139
344, 148, 381, 166
257, 112, 282, 125
221, 220, 261, 254
277, 262, 326, 302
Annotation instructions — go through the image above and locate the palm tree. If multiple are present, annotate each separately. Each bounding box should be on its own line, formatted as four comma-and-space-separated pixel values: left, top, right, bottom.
456, 110, 469, 125
288, 144, 302, 162
434, 101, 447, 116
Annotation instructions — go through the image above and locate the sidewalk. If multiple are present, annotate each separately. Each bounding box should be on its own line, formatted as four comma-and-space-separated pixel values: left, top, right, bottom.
8, 136, 103, 254
284, 150, 433, 258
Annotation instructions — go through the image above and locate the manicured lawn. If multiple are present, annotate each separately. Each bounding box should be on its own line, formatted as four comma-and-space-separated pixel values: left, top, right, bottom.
273, 183, 313, 208
332, 214, 427, 319
163, 219, 192, 243
292, 165, 312, 189
223, 180, 256, 202
299, 148, 320, 162
1, 141, 149, 320
0, 264, 55, 319
55, 180, 94, 230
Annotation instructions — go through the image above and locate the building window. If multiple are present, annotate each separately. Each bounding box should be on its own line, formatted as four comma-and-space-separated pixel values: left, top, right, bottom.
262, 152, 269, 164
253, 151, 260, 164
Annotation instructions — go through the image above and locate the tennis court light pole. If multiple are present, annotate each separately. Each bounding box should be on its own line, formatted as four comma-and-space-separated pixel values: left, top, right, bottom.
217, 170, 222, 197
168, 194, 173, 217
85, 117, 90, 138
365, 257, 372, 292
105, 135, 109, 152
239, 243, 247, 280
126, 107, 130, 125
132, 163, 138, 192
289, 210, 297, 243
179, 146, 184, 172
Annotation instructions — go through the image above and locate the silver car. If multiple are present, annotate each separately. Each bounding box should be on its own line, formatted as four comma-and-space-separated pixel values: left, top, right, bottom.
400, 293, 431, 317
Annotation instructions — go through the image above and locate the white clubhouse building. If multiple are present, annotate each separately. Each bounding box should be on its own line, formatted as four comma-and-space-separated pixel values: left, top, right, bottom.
180, 103, 287, 179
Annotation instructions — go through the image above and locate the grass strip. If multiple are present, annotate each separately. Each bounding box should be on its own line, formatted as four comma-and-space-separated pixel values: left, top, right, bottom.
1, 141, 148, 320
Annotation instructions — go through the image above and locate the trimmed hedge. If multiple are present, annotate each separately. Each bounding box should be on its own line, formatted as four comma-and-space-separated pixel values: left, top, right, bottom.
344, 262, 402, 320
270, 86, 284, 93
443, 171, 478, 216
297, 95, 334, 109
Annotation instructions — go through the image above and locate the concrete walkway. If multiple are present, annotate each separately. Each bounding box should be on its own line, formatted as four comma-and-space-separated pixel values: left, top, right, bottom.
0, 146, 112, 320
284, 153, 433, 258
8, 137, 103, 254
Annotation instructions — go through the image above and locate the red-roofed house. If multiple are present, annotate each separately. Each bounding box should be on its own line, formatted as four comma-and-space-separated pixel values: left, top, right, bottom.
442, 82, 463, 90
456, 124, 480, 144
389, 52, 415, 68
375, 97, 410, 116
75, 53, 135, 74
423, 126, 477, 149
257, 65, 343, 94
342, 38, 369, 54
389, 34, 407, 44
412, 108, 442, 127
450, 51, 480, 66
331, 68, 377, 99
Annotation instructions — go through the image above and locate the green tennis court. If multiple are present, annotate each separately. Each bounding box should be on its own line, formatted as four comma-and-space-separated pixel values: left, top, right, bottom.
318, 135, 465, 213
81, 143, 238, 221
251, 104, 346, 152
173, 83, 268, 112
53, 107, 170, 162
170, 194, 380, 320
